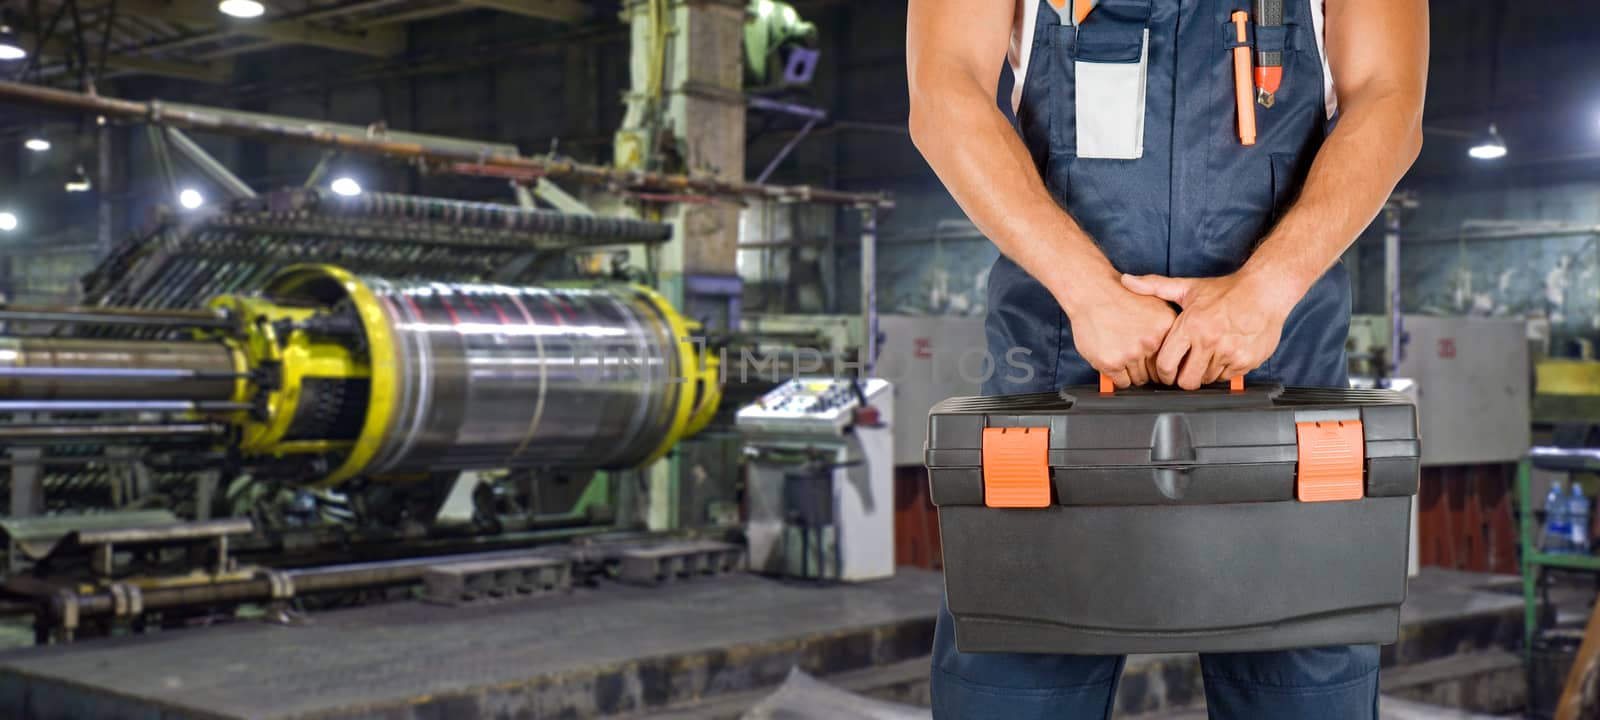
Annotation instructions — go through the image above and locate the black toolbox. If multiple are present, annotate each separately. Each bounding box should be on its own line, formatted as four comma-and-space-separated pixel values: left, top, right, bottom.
924, 382, 1419, 654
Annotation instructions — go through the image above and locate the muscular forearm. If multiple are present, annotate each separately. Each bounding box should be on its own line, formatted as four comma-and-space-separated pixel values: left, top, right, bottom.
1124, 92, 1422, 389
907, 0, 1179, 387
1239, 96, 1423, 304
1240, 0, 1427, 307
908, 67, 1119, 313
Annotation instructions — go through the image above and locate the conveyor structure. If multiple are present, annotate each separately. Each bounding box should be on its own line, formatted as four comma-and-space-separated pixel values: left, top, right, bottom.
82, 188, 672, 310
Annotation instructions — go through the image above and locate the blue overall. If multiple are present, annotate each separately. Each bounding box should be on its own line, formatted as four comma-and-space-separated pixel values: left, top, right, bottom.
930, 0, 1375, 717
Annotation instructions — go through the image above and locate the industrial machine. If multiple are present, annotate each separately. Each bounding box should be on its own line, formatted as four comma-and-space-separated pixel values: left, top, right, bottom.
737, 377, 894, 582
0, 188, 722, 522
743, 0, 819, 88
0, 188, 760, 639
0, 264, 719, 488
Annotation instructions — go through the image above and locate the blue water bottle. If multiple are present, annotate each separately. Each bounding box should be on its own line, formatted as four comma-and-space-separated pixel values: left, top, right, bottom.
1571, 483, 1591, 555
1545, 480, 1571, 554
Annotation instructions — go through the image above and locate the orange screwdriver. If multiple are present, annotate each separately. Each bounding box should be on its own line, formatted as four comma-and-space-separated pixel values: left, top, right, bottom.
1231, 11, 1256, 146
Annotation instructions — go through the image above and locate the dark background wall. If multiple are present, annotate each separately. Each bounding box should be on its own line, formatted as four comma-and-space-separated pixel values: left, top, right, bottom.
3, 1, 1600, 335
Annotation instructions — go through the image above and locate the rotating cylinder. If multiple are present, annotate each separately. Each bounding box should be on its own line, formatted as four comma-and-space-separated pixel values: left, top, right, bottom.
369, 281, 691, 473
0, 266, 720, 483
255, 265, 720, 485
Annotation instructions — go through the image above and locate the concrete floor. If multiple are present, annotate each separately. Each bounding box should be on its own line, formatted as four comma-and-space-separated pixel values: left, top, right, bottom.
0, 567, 1534, 719
0, 571, 945, 719
699, 667, 1510, 720
1135, 697, 1504, 719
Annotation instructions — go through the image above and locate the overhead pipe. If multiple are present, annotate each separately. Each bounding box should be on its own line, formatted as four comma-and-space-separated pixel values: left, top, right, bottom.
0, 304, 232, 329
0, 81, 894, 208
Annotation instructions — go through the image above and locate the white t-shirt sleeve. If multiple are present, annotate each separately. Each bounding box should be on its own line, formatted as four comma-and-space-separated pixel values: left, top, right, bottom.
1310, 0, 1337, 118
1009, 0, 1040, 114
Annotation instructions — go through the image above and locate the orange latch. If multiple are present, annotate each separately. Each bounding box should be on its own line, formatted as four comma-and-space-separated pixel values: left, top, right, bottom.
1295, 420, 1365, 502
982, 427, 1051, 508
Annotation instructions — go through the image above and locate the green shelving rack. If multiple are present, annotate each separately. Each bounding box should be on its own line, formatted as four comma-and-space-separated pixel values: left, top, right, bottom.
1519, 449, 1600, 650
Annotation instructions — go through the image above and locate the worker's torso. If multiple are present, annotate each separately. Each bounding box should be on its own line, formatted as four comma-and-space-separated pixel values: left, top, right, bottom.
984, 0, 1352, 393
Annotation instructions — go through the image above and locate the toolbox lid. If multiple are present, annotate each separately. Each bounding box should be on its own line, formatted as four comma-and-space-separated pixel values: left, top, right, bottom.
925, 383, 1419, 508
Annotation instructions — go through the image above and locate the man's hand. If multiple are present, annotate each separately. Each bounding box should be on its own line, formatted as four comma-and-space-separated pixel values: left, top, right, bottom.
1063, 282, 1176, 388
1121, 271, 1299, 389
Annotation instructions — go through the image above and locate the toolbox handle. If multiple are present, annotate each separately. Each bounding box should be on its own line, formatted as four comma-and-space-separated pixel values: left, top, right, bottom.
1099, 374, 1244, 393
1069, 376, 1282, 410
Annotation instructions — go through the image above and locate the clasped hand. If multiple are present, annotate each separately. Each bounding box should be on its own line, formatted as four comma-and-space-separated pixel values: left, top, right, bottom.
1070, 271, 1295, 390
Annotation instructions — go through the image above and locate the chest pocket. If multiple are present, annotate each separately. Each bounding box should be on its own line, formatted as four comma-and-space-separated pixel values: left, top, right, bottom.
1073, 0, 1154, 159
1196, 3, 1323, 267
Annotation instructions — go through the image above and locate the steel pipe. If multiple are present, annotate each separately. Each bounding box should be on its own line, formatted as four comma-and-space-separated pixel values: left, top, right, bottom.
0, 367, 233, 381
0, 305, 232, 330
0, 400, 249, 413
0, 81, 893, 208
0, 423, 225, 442
0, 338, 239, 402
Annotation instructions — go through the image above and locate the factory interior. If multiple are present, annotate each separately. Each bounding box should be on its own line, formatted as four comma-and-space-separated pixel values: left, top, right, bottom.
0, 0, 1592, 718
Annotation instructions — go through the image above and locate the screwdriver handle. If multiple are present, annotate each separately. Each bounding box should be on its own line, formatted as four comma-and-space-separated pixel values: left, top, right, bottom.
1252, 0, 1283, 27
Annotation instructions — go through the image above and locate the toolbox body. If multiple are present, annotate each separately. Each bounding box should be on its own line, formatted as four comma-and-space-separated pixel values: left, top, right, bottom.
925, 383, 1419, 655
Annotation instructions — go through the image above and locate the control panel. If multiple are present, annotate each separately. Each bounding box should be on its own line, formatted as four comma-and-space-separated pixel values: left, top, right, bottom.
736, 377, 890, 437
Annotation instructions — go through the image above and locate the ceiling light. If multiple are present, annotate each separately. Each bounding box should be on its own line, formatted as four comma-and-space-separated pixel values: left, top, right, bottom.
0, 213, 15, 232
0, 25, 25, 61
179, 188, 204, 210
329, 177, 362, 197
218, 0, 265, 18
1468, 123, 1507, 160
23, 138, 50, 152
64, 165, 92, 192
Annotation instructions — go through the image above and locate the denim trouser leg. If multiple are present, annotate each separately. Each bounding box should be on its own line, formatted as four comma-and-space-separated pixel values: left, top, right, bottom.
1199, 645, 1381, 720
931, 595, 1381, 720
931, 596, 1124, 719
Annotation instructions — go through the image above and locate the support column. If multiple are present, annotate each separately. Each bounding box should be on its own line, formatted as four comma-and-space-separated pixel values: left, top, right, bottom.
97, 123, 114, 257
1382, 192, 1416, 384
616, 0, 747, 532
9, 445, 42, 518
860, 206, 877, 376
1384, 205, 1400, 381
616, 0, 746, 300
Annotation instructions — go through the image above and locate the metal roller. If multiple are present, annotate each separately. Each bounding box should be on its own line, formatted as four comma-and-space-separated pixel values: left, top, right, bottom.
363, 280, 688, 474
0, 338, 239, 402
257, 265, 721, 485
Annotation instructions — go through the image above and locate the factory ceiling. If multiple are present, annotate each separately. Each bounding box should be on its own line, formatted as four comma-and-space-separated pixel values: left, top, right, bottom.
8, 0, 598, 84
